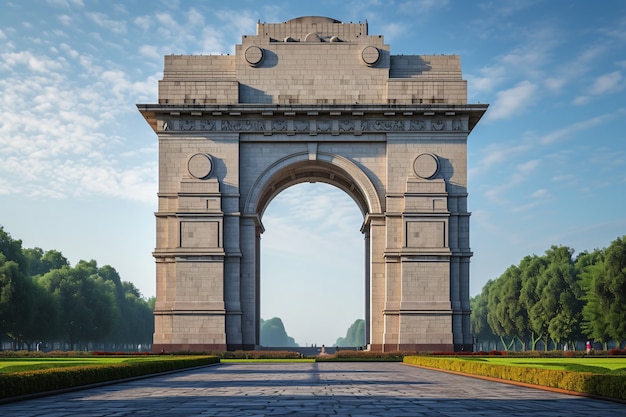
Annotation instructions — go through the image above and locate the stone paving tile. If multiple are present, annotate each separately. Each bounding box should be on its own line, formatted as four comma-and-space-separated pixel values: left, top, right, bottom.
1, 362, 625, 416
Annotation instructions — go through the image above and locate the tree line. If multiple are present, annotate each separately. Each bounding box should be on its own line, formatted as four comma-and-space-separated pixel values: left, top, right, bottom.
336, 319, 365, 347
260, 317, 298, 347
471, 236, 626, 351
0, 226, 154, 351
259, 317, 367, 348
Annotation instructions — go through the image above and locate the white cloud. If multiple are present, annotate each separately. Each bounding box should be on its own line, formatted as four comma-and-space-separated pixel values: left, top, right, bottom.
155, 12, 177, 29
531, 189, 550, 199
0, 50, 65, 72
57, 14, 72, 26
546, 45, 607, 94
588, 71, 622, 95
544, 77, 565, 91
139, 45, 160, 60
552, 174, 575, 183
85, 12, 127, 35
60, 43, 79, 59
487, 80, 537, 120
468, 137, 533, 179
133, 15, 152, 32
539, 114, 607, 145
468, 64, 509, 95
481, 157, 542, 207
46, 0, 71, 7
511, 199, 545, 213
0, 28, 161, 203
199, 26, 228, 54
132, 73, 160, 102
517, 159, 540, 175
380, 22, 406, 42
214, 9, 257, 48
187, 8, 205, 27
573, 95, 590, 106
398, 0, 450, 14
46, 0, 84, 8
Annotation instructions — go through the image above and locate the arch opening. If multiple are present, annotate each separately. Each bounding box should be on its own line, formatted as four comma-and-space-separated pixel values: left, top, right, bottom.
255, 159, 371, 220
260, 182, 366, 349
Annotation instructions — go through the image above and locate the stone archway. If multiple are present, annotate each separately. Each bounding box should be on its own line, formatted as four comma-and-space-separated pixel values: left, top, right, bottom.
138, 16, 487, 352
245, 155, 380, 348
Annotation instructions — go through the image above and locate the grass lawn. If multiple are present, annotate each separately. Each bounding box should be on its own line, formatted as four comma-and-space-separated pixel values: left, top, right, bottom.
0, 356, 187, 374
456, 356, 626, 375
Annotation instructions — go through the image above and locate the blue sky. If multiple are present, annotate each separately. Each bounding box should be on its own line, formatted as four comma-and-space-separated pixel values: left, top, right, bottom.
1, 0, 625, 347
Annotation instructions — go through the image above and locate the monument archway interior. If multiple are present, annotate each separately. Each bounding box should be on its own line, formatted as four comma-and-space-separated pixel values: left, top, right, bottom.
258, 181, 366, 347
249, 154, 379, 348
138, 15, 487, 352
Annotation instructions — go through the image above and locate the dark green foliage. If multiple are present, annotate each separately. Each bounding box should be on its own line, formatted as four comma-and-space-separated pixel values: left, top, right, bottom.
0, 225, 154, 350
470, 281, 500, 349
581, 237, 626, 347
0, 227, 44, 349
336, 319, 365, 347
23, 248, 69, 277
219, 350, 302, 359
260, 317, 298, 347
403, 356, 626, 401
318, 350, 405, 361
472, 237, 626, 351
0, 356, 219, 399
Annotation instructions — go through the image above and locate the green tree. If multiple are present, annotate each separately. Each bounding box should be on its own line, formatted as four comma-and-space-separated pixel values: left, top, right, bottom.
518, 254, 548, 350
0, 227, 35, 348
260, 317, 298, 347
470, 280, 499, 350
12, 277, 60, 349
1, 226, 153, 350
336, 319, 365, 347
582, 237, 626, 348
22, 247, 45, 276
147, 296, 156, 311
580, 248, 610, 347
603, 236, 626, 347
24, 247, 70, 277
487, 265, 526, 350
39, 260, 120, 349
0, 226, 26, 266
541, 246, 581, 349
118, 282, 154, 345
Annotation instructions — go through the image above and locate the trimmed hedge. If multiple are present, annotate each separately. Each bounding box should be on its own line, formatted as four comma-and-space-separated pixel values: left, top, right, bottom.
403, 356, 626, 401
219, 350, 302, 359
0, 356, 219, 399
317, 351, 408, 362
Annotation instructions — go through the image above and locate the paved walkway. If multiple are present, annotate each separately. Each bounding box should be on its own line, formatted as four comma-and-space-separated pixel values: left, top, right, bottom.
1, 362, 624, 416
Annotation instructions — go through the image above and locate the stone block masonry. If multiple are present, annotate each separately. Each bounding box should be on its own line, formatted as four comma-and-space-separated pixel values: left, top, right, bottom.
138, 16, 487, 353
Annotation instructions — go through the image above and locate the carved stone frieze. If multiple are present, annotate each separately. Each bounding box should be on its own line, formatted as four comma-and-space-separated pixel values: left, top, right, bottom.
162, 116, 467, 134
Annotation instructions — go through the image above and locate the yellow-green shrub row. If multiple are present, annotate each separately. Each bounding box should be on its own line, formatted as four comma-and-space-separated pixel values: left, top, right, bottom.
0, 356, 219, 399
403, 356, 625, 401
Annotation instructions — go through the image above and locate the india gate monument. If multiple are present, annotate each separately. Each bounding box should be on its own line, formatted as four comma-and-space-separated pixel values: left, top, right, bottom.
138, 16, 487, 352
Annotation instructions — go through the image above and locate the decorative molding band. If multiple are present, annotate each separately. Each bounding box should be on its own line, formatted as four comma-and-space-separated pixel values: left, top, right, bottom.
162, 117, 467, 134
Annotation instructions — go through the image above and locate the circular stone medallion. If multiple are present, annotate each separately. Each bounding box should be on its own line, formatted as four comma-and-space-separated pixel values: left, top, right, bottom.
244, 46, 264, 66
361, 46, 381, 66
413, 153, 440, 179
188, 153, 213, 179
